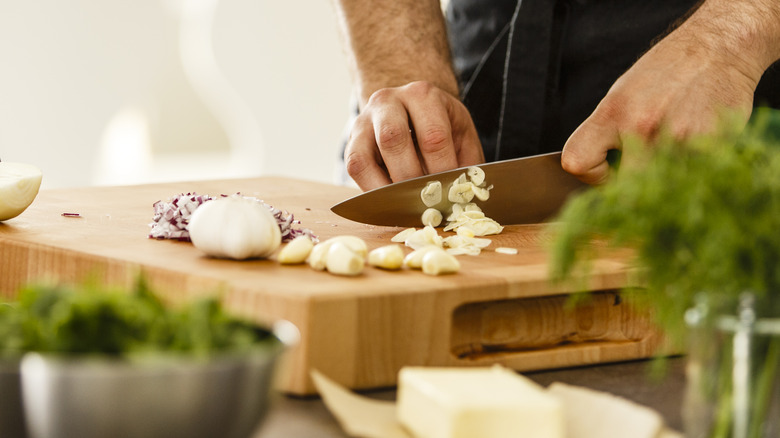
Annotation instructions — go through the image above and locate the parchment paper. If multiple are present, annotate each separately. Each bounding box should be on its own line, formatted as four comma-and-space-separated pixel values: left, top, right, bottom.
310, 369, 682, 438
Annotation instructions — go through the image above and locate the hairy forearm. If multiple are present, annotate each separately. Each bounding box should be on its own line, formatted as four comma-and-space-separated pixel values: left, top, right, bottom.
674, 0, 780, 83
331, 0, 458, 107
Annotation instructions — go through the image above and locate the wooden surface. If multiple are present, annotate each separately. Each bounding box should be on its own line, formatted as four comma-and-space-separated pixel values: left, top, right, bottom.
0, 177, 659, 394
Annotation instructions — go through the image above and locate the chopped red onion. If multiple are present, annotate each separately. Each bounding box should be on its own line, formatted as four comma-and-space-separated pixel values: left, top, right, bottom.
148, 192, 317, 243
61, 213, 81, 218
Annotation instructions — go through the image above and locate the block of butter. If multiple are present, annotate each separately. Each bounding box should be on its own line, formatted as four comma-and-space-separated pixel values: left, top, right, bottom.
397, 366, 564, 438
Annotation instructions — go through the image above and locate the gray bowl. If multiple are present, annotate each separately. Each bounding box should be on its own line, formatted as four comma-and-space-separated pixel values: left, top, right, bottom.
0, 358, 26, 438
20, 321, 298, 438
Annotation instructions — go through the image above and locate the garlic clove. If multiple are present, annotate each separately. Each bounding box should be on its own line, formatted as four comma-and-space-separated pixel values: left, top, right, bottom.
421, 248, 460, 275
326, 241, 365, 276
403, 246, 441, 269
368, 244, 405, 270
308, 240, 332, 270
420, 181, 443, 207
329, 235, 368, 258
421, 208, 443, 227
278, 235, 314, 264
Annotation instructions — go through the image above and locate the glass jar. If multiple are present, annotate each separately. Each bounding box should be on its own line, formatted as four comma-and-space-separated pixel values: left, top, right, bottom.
683, 294, 780, 438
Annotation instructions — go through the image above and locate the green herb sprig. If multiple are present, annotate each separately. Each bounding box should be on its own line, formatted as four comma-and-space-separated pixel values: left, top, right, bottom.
549, 109, 780, 342
0, 276, 271, 359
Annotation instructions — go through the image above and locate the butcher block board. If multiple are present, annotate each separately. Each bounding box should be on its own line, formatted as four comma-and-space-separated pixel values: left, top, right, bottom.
0, 177, 661, 394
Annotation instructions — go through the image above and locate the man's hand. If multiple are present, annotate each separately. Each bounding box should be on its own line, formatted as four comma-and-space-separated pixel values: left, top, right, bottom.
562, 0, 780, 185
345, 81, 484, 191
331, 0, 484, 191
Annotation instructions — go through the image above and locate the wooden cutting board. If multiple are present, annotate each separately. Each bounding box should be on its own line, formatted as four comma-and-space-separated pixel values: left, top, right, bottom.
0, 177, 660, 394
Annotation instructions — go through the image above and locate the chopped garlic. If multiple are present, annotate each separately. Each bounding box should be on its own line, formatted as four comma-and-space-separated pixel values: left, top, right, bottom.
443, 235, 491, 256
404, 226, 444, 250
420, 181, 443, 207
391, 227, 417, 243
495, 247, 518, 255
448, 182, 475, 204
466, 166, 485, 186
421, 208, 443, 227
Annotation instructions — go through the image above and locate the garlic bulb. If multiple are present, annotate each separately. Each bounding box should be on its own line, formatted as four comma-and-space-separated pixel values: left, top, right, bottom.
188, 195, 281, 260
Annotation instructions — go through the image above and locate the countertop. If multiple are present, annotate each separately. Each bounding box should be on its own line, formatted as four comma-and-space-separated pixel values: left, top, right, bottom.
255, 356, 687, 437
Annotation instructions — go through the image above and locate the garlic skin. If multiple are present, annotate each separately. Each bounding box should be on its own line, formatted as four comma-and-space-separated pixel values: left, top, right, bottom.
278, 235, 314, 264
187, 195, 281, 260
368, 244, 405, 270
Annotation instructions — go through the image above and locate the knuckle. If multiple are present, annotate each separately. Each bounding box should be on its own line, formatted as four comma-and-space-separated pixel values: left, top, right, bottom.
403, 80, 435, 98
344, 150, 374, 179
376, 124, 409, 153
367, 88, 396, 106
416, 125, 450, 153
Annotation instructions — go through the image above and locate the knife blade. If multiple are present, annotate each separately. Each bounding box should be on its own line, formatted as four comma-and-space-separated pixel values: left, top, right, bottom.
331, 151, 588, 227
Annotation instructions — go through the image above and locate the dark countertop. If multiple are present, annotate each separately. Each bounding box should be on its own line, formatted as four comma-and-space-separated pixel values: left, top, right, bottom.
256, 357, 687, 437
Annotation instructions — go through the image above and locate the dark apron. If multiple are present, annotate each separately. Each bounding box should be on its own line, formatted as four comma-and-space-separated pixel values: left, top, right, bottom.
446, 0, 780, 162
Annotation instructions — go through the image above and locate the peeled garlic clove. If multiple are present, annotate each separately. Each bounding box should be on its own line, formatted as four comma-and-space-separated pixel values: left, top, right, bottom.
495, 247, 518, 255
368, 244, 405, 270
421, 248, 460, 275
278, 235, 314, 264
188, 195, 281, 260
329, 235, 368, 258
392, 228, 417, 243
466, 166, 485, 186
421, 208, 443, 227
420, 181, 443, 207
448, 182, 475, 204
326, 241, 364, 276
0, 162, 43, 221
308, 240, 333, 270
404, 246, 441, 269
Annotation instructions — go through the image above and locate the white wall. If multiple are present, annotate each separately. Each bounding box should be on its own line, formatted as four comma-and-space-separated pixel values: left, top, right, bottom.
0, 0, 353, 189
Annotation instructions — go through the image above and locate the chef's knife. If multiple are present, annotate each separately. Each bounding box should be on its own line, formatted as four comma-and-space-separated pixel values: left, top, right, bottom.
331, 151, 588, 227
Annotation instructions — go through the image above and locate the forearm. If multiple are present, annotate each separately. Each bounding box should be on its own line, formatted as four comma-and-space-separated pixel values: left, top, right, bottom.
331, 0, 459, 108
673, 0, 780, 85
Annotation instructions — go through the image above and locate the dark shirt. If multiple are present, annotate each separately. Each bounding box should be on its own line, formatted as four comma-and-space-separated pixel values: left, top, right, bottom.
445, 0, 780, 161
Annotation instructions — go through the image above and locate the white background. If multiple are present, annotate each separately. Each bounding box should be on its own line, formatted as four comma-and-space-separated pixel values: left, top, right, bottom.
0, 0, 354, 189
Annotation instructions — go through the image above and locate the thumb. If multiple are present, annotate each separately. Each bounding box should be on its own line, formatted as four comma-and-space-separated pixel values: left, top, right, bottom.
561, 118, 621, 185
